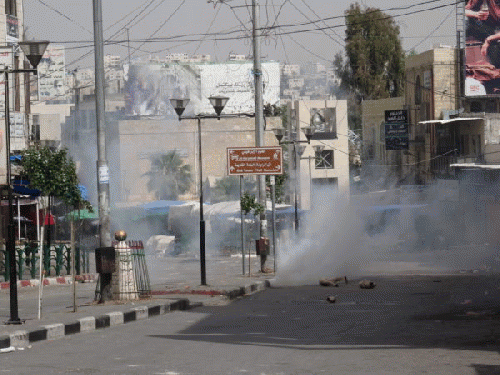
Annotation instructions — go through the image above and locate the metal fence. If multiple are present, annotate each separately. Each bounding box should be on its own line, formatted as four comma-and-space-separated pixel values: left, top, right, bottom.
0, 242, 90, 281
111, 240, 151, 297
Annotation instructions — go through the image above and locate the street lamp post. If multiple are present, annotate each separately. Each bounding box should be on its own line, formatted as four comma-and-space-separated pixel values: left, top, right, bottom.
170, 96, 229, 286
273, 127, 314, 232
3, 40, 49, 325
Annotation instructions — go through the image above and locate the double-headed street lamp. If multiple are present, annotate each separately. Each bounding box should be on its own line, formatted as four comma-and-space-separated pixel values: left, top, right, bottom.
3, 40, 49, 325
273, 127, 314, 232
170, 95, 229, 286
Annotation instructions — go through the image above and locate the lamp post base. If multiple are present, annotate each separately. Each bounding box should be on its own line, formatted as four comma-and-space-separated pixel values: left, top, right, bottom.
4, 318, 23, 325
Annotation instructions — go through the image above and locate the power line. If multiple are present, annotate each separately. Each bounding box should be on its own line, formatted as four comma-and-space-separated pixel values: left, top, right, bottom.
130, 0, 187, 59
34, 0, 93, 35
287, 0, 344, 48
49, 0, 459, 48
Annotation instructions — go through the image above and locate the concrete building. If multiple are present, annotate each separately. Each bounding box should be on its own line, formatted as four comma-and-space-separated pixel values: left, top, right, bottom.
116, 116, 280, 204
190, 54, 211, 63
104, 54, 121, 70
361, 97, 405, 188
165, 53, 189, 63
228, 54, 246, 61
281, 64, 301, 76
0, 0, 29, 182
30, 102, 73, 148
288, 99, 350, 209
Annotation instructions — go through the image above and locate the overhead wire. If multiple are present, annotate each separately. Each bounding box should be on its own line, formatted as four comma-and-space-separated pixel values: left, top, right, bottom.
129, 0, 187, 59
287, 0, 344, 48
33, 0, 93, 36
47, 0, 458, 49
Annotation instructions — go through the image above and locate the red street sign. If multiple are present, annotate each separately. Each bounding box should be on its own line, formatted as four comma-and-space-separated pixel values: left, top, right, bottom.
227, 147, 283, 175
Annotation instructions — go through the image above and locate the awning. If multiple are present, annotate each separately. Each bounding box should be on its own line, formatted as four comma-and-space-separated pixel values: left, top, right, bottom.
450, 163, 500, 170
13, 179, 41, 197
419, 117, 484, 125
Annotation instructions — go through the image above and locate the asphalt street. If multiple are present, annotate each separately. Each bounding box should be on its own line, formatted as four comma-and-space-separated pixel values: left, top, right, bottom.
1, 274, 500, 374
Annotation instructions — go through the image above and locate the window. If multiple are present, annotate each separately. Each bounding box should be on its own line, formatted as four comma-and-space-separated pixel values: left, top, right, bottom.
31, 115, 40, 142
5, 0, 16, 16
472, 134, 481, 155
485, 100, 497, 113
460, 134, 469, 155
315, 150, 334, 169
415, 75, 422, 105
470, 101, 483, 112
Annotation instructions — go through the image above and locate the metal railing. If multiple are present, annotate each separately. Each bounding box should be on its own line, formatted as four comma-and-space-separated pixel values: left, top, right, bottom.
0, 242, 90, 281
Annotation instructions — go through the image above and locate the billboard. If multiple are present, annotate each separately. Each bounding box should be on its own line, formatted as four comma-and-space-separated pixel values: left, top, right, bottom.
6, 15, 19, 45
227, 147, 283, 175
465, 0, 500, 96
199, 62, 280, 114
310, 107, 336, 140
125, 61, 280, 116
36, 45, 67, 101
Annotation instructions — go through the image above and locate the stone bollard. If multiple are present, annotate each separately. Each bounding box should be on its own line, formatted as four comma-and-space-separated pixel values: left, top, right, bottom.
112, 231, 139, 300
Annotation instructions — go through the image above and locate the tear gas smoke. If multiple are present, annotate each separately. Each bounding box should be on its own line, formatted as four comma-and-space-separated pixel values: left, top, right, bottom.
273, 173, 500, 286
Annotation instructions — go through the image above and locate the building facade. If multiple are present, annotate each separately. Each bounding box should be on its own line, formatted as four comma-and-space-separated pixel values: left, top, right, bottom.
289, 99, 350, 209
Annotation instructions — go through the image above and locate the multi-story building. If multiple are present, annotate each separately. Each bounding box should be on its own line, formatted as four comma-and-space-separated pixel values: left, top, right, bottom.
361, 45, 500, 188
361, 97, 405, 189
190, 54, 211, 63
281, 64, 300, 77
228, 54, 246, 61
0, 0, 29, 181
165, 53, 189, 63
286, 99, 350, 209
104, 54, 121, 70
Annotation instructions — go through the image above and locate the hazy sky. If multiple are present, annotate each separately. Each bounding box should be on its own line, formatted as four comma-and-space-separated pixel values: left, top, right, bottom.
24, 0, 458, 70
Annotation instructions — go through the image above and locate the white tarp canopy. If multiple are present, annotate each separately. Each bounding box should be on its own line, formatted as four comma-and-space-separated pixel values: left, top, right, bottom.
419, 117, 483, 125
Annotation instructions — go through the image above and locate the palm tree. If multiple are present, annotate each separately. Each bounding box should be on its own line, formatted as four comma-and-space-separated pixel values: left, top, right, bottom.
144, 151, 192, 200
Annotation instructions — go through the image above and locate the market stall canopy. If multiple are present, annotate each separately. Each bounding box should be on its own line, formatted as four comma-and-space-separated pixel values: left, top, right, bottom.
65, 208, 98, 220
140, 200, 186, 214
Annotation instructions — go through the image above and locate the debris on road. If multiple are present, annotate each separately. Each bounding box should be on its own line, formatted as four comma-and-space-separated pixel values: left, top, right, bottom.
319, 276, 348, 287
326, 295, 336, 303
359, 280, 376, 289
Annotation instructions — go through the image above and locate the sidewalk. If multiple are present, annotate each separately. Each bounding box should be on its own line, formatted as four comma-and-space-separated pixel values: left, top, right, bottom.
0, 253, 274, 351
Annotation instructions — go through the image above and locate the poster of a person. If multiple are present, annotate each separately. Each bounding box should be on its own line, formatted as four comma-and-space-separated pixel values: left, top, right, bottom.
465, 0, 500, 94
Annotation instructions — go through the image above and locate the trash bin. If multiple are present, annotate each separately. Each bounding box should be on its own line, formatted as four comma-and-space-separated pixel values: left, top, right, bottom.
255, 237, 270, 256
95, 247, 115, 273
95, 247, 115, 302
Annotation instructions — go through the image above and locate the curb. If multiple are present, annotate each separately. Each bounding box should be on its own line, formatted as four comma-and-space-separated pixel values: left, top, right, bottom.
150, 280, 269, 300
0, 298, 190, 351
0, 274, 97, 290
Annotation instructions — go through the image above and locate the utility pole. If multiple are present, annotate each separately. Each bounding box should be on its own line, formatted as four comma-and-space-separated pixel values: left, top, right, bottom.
126, 28, 131, 66
252, 0, 268, 271
93, 0, 111, 248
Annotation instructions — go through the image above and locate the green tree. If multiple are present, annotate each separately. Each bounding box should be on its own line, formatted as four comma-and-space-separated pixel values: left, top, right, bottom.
212, 176, 259, 203
21, 147, 91, 253
337, 3, 405, 100
240, 192, 265, 216
334, 3, 405, 133
144, 151, 192, 200
21, 147, 90, 209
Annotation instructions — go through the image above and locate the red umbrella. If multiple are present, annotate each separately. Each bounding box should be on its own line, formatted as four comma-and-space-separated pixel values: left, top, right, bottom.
27, 207, 56, 225
41, 212, 55, 225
